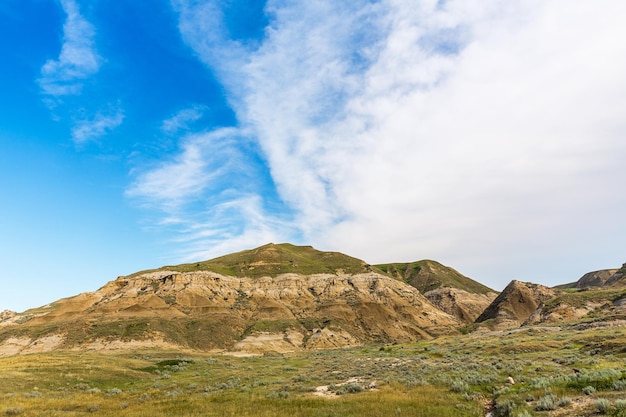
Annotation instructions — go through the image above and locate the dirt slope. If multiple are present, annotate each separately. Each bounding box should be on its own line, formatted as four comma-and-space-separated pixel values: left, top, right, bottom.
475, 280, 555, 330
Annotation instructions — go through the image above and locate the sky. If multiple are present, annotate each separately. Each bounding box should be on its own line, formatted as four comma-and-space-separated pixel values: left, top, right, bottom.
1, 0, 625, 312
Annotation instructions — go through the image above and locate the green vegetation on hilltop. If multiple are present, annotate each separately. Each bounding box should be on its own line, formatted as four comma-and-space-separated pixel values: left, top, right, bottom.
376, 260, 494, 294
130, 243, 381, 278
541, 287, 626, 320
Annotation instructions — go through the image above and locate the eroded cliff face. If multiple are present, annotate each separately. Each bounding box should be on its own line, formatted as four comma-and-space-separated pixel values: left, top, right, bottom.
0, 271, 460, 356
474, 280, 555, 330
575, 269, 619, 288
424, 288, 497, 323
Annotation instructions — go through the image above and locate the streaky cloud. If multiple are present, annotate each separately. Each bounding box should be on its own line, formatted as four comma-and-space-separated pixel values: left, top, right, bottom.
128, 125, 296, 260
160, 0, 626, 287
161, 105, 207, 135
38, 0, 101, 100
71, 108, 124, 145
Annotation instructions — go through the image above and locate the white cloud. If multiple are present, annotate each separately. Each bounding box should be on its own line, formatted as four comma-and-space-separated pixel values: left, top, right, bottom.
165, 0, 626, 286
38, 0, 101, 98
161, 105, 207, 135
128, 126, 295, 259
71, 109, 124, 144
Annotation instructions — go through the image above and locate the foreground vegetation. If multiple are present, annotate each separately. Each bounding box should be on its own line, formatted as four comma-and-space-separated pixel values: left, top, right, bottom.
1, 325, 625, 416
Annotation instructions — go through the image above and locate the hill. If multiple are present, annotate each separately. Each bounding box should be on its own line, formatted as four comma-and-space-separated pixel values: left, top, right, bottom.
131, 243, 380, 278
555, 268, 619, 289
0, 244, 460, 356
376, 260, 497, 322
375, 260, 494, 294
474, 280, 555, 330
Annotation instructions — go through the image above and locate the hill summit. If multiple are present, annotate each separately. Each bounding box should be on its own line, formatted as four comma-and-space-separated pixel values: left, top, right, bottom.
135, 243, 378, 278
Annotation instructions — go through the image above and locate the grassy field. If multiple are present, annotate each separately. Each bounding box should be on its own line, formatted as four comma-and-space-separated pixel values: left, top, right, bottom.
1, 326, 625, 416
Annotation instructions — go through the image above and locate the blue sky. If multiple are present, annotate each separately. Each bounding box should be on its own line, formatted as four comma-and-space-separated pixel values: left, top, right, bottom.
1, 0, 626, 312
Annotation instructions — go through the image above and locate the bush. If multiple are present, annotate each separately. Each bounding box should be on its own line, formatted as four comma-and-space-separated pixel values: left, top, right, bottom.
582, 385, 597, 395
336, 383, 364, 395
493, 399, 514, 417
4, 408, 25, 416
595, 399, 611, 414
613, 379, 626, 391
535, 394, 558, 411
450, 380, 469, 393
615, 399, 626, 410
557, 397, 572, 407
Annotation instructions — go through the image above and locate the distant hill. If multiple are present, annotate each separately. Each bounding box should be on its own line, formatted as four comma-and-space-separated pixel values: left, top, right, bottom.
555, 269, 618, 289
0, 244, 459, 356
376, 260, 494, 294
375, 260, 497, 322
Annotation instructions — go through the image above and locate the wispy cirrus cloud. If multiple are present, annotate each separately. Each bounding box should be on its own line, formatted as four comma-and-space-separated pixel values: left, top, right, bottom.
38, 0, 125, 145
38, 0, 101, 100
127, 126, 295, 259
146, 0, 626, 285
161, 105, 207, 135
71, 108, 124, 145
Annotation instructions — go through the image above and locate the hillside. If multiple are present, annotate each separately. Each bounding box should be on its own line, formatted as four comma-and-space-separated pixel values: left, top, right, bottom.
0, 244, 460, 356
555, 268, 619, 289
525, 286, 626, 327
131, 243, 380, 278
376, 260, 497, 322
474, 280, 556, 330
376, 260, 494, 294
605, 263, 626, 287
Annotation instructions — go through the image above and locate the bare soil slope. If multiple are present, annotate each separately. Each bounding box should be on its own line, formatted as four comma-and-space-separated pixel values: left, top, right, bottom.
475, 280, 555, 329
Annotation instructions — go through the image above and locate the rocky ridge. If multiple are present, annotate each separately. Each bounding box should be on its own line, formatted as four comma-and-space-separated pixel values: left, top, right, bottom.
0, 244, 460, 356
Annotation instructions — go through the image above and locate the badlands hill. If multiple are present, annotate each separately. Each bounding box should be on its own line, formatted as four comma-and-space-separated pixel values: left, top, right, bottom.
0, 244, 461, 356
475, 264, 626, 331
376, 260, 498, 322
474, 280, 556, 330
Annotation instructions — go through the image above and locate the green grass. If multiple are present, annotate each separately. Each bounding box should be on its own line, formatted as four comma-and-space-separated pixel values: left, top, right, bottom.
376, 260, 495, 294
1, 325, 625, 416
127, 243, 380, 279
542, 287, 626, 314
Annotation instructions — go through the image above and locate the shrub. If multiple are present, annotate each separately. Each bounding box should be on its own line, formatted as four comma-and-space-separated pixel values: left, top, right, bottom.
493, 399, 514, 417
615, 399, 626, 410
266, 390, 290, 399
613, 379, 626, 391
336, 383, 364, 395
595, 399, 611, 414
450, 380, 469, 393
557, 397, 572, 407
4, 408, 25, 416
582, 385, 597, 395
535, 394, 558, 411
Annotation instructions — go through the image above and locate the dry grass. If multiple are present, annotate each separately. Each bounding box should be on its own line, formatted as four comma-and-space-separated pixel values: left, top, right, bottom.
1, 325, 625, 416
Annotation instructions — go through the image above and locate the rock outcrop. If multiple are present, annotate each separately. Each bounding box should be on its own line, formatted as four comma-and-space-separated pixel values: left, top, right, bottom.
424, 287, 497, 323
605, 263, 626, 287
475, 280, 555, 330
